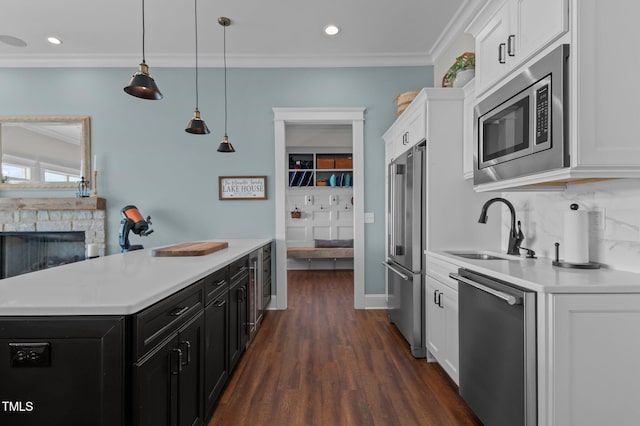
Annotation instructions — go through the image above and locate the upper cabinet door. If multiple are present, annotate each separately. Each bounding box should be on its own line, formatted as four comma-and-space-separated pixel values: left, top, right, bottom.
515, 0, 568, 62
473, 0, 568, 96
383, 90, 426, 162
475, 3, 513, 94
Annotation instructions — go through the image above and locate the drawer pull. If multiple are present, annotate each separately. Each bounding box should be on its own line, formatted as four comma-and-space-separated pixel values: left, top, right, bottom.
169, 306, 190, 316
171, 348, 183, 374
498, 42, 506, 64
215, 279, 226, 287
214, 299, 226, 308
507, 34, 516, 56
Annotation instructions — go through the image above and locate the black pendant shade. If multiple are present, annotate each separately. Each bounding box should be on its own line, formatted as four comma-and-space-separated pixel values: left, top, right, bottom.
217, 17, 235, 152
185, 0, 209, 134
217, 134, 235, 152
124, 62, 163, 100
124, 0, 162, 100
185, 109, 210, 134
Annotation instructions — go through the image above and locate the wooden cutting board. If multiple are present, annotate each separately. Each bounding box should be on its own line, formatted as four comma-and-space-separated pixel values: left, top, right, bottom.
151, 241, 229, 257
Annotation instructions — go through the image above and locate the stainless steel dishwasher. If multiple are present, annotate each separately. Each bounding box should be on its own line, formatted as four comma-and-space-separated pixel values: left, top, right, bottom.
450, 268, 537, 426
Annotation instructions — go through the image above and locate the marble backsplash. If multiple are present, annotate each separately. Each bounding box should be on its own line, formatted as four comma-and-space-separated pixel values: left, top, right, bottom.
500, 179, 640, 272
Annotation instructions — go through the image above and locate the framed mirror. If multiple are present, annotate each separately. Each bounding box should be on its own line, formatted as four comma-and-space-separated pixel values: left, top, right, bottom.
0, 116, 90, 189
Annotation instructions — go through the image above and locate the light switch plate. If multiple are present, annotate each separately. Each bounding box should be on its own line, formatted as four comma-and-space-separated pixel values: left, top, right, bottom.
364, 212, 374, 223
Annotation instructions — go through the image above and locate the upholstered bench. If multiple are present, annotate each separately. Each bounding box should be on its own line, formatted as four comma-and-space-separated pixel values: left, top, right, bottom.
287, 239, 354, 269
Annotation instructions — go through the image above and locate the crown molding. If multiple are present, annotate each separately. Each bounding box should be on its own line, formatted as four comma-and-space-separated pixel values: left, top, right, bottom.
429, 0, 489, 64
0, 52, 433, 69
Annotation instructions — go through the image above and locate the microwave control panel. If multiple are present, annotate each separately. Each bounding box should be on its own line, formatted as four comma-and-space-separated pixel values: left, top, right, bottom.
535, 84, 549, 144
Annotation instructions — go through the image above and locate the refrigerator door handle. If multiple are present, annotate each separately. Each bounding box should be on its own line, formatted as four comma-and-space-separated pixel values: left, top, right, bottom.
389, 162, 396, 257
382, 262, 410, 280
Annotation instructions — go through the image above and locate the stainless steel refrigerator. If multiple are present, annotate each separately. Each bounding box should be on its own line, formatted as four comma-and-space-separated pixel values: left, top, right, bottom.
384, 143, 426, 358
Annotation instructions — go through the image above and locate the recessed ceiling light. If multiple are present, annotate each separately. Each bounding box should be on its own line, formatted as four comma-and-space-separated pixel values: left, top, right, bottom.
0, 35, 27, 47
47, 37, 62, 45
324, 25, 340, 36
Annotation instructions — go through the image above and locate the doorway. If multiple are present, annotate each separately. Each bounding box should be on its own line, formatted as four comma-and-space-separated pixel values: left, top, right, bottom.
273, 108, 365, 309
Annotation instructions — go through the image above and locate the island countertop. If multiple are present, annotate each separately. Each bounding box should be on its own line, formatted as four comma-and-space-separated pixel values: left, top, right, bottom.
0, 238, 271, 316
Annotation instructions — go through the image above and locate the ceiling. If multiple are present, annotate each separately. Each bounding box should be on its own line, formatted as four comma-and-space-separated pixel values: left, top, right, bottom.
0, 0, 484, 68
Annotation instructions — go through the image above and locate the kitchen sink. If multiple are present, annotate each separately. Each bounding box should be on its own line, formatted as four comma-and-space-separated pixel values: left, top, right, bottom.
444, 250, 520, 261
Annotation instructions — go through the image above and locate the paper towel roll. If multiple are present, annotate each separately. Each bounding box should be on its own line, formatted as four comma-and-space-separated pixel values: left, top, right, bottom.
563, 204, 589, 264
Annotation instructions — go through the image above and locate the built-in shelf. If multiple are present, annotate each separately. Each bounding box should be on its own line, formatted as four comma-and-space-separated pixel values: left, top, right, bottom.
0, 197, 106, 210
288, 152, 352, 188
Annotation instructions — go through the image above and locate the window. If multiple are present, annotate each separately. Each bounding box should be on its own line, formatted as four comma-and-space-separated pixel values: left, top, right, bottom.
2, 163, 30, 183
44, 170, 81, 183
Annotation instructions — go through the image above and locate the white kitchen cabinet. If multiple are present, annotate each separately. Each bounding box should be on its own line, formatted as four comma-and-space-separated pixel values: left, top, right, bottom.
515, 0, 568, 64
544, 293, 640, 425
384, 88, 499, 251
425, 274, 459, 384
474, 1, 512, 94
471, 0, 568, 96
383, 91, 426, 161
468, 0, 640, 191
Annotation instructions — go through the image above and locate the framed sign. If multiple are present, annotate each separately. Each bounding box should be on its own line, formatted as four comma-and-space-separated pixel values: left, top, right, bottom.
219, 176, 267, 200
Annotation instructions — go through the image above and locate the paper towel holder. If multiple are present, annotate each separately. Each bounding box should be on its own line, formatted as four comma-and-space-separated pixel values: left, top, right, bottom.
552, 242, 600, 269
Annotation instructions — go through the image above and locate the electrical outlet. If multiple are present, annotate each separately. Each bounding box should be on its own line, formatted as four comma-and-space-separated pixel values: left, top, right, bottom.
9, 342, 51, 367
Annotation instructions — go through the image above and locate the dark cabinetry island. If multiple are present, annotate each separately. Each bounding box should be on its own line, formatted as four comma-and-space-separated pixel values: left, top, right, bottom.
0, 239, 272, 426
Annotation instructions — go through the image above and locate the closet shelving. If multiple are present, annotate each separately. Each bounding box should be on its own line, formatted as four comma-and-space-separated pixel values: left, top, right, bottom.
287, 152, 353, 188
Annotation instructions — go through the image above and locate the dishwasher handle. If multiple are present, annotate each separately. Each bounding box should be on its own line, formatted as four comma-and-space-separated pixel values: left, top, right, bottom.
382, 262, 410, 280
449, 273, 521, 306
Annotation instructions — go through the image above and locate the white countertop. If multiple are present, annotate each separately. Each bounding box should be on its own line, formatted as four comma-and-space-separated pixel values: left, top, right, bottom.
0, 238, 271, 316
428, 249, 640, 293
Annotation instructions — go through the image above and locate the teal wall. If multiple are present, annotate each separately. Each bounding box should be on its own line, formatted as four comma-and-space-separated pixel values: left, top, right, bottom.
0, 65, 433, 294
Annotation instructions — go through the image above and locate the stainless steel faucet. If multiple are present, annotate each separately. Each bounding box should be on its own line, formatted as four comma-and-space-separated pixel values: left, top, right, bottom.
478, 197, 524, 256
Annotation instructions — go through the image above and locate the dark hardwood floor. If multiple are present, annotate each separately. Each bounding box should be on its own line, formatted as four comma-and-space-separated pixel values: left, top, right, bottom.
209, 270, 482, 426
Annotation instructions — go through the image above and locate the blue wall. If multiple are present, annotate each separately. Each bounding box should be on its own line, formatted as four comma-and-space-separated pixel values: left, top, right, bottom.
0, 65, 433, 294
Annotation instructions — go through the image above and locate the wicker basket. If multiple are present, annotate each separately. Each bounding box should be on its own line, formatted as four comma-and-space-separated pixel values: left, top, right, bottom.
335, 158, 353, 169
394, 90, 420, 116
316, 158, 335, 169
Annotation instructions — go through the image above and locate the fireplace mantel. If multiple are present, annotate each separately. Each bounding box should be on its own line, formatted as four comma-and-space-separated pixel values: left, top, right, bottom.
0, 197, 107, 253
0, 197, 106, 210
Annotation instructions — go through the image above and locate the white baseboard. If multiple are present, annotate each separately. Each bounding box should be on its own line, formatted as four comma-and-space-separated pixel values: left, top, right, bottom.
363, 293, 387, 309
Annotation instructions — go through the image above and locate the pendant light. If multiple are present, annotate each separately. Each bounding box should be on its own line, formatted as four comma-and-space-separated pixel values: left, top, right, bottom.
185, 0, 209, 134
124, 0, 163, 100
217, 17, 235, 153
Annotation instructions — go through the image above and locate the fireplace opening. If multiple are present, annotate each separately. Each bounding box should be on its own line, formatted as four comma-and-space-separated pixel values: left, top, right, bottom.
0, 231, 85, 278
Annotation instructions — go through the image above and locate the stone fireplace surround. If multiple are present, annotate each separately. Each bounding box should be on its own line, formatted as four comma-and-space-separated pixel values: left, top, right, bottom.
0, 198, 106, 255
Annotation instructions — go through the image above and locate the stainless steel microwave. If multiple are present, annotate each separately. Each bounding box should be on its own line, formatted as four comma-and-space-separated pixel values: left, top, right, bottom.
474, 44, 570, 186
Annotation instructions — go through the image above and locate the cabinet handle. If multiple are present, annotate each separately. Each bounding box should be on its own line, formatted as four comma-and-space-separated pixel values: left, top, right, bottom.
402, 132, 409, 145
215, 279, 226, 287
169, 306, 189, 316
215, 299, 226, 308
171, 348, 183, 375
433, 289, 439, 305
498, 43, 506, 64
507, 34, 516, 56
437, 292, 444, 309
180, 341, 191, 366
